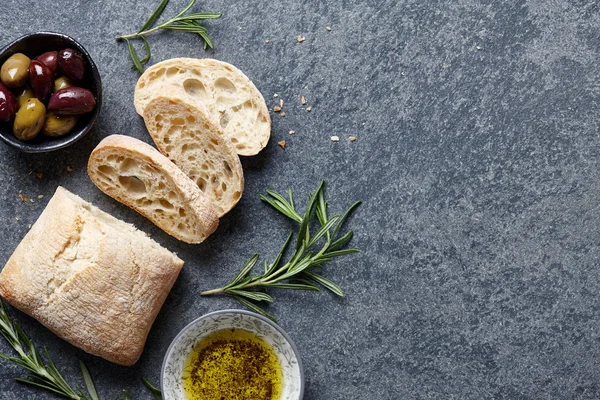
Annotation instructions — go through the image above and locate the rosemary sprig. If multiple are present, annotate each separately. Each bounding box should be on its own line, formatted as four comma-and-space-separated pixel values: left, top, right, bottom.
116, 0, 222, 72
142, 377, 163, 400
0, 301, 97, 400
201, 181, 361, 321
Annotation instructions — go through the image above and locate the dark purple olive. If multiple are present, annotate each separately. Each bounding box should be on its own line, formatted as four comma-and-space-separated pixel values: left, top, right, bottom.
48, 87, 96, 115
36, 51, 58, 76
0, 82, 18, 122
57, 48, 86, 82
29, 60, 53, 101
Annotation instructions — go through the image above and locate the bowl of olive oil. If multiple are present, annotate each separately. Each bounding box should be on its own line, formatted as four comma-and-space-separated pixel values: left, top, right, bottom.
161, 310, 304, 400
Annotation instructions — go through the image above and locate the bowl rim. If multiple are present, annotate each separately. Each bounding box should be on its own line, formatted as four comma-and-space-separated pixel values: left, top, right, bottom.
0, 31, 102, 153
160, 309, 305, 400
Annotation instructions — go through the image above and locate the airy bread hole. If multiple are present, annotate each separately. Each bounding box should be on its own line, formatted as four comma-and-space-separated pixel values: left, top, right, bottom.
168, 191, 177, 200
214, 78, 237, 93
233, 191, 241, 201
201, 163, 209, 170
220, 112, 230, 128
179, 208, 187, 217
236, 144, 246, 150
155, 114, 163, 122
223, 161, 232, 176
207, 142, 216, 151
139, 81, 146, 88
120, 158, 139, 174
163, 136, 171, 144
197, 177, 207, 191
97, 165, 116, 176
177, 223, 185, 231
166, 67, 180, 77
186, 115, 196, 123
188, 155, 196, 161
172, 117, 185, 125
157, 182, 166, 190
159, 199, 174, 210
118, 175, 147, 195
222, 182, 227, 191
231, 137, 238, 143
183, 79, 209, 100
210, 138, 219, 146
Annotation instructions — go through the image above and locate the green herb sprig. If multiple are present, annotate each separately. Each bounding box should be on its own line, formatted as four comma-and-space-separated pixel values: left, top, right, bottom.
201, 181, 361, 321
0, 301, 95, 399
116, 0, 222, 72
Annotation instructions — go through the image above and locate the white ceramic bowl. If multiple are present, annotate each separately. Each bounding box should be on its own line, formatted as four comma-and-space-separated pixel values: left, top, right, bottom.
161, 309, 305, 400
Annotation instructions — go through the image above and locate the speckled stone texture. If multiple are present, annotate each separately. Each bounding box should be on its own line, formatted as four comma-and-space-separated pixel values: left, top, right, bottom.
0, 0, 599, 399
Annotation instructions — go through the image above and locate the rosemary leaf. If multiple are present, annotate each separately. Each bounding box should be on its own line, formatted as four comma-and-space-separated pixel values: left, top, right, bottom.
303, 271, 345, 296
139, 0, 170, 32
265, 232, 293, 275
227, 289, 274, 303
142, 377, 163, 400
118, 390, 132, 400
333, 200, 362, 238
264, 282, 320, 291
227, 254, 259, 287
232, 295, 276, 321
125, 38, 144, 73
79, 361, 98, 400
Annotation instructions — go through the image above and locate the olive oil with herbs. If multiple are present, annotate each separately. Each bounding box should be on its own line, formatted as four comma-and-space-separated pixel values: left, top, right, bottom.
182, 328, 283, 400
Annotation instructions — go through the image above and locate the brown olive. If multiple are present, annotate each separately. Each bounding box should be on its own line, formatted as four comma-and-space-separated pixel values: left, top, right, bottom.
13, 98, 46, 141
42, 112, 77, 137
0, 82, 18, 122
53, 76, 72, 92
36, 51, 58, 76
57, 48, 86, 82
17, 87, 34, 108
1, 53, 31, 88
48, 87, 96, 115
29, 60, 53, 101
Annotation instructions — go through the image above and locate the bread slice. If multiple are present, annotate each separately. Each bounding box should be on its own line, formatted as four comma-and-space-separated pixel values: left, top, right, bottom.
88, 134, 218, 244
142, 93, 244, 217
0, 187, 184, 366
134, 58, 271, 156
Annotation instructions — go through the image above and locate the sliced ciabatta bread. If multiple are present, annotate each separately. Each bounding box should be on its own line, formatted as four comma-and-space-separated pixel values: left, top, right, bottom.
88, 135, 218, 244
142, 94, 244, 217
134, 58, 270, 156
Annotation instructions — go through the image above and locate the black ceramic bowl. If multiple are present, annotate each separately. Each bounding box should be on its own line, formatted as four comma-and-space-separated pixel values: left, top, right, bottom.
0, 32, 102, 153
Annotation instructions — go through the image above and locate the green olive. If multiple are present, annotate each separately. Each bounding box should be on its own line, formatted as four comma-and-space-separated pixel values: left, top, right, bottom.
1, 53, 31, 88
42, 112, 77, 137
16, 87, 34, 108
53, 76, 72, 92
13, 98, 46, 141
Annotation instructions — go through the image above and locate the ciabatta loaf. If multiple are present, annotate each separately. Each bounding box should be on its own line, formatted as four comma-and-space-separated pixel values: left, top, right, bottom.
0, 187, 184, 366
88, 135, 218, 244
142, 94, 244, 217
134, 58, 270, 156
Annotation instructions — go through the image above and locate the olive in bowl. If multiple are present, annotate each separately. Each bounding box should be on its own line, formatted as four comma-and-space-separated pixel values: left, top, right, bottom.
0, 32, 102, 153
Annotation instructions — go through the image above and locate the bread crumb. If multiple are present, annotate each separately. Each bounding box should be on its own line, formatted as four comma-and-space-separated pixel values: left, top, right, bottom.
66, 165, 73, 172
331, 136, 340, 142
273, 106, 282, 112
28, 224, 32, 229
349, 136, 357, 141
326, 26, 332, 31
297, 36, 305, 42
274, 94, 279, 97
265, 39, 270, 44
280, 99, 284, 108
306, 106, 312, 112
278, 140, 286, 149
301, 96, 307, 105
281, 111, 286, 117
289, 130, 295, 135
36, 173, 43, 179
37, 195, 44, 199
23, 196, 30, 203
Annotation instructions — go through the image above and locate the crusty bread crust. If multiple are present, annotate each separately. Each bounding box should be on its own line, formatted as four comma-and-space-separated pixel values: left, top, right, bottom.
0, 187, 184, 366
88, 135, 218, 244
134, 58, 271, 156
142, 93, 244, 217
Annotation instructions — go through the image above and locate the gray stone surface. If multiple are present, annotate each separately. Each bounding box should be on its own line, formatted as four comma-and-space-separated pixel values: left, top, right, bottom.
1, 0, 600, 399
